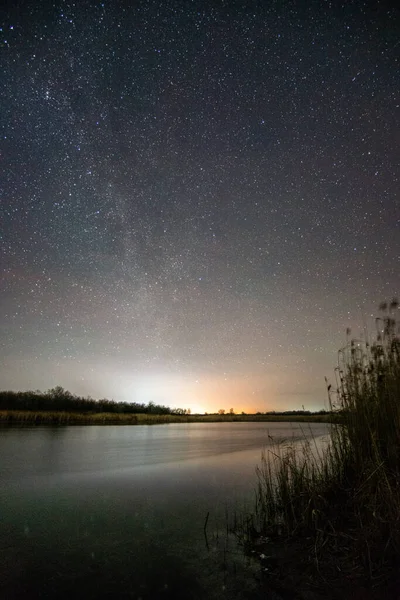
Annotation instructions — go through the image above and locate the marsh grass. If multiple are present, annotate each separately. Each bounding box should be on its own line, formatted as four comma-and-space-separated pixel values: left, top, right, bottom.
0, 411, 190, 425
0, 410, 331, 425
238, 300, 400, 593
0, 410, 138, 424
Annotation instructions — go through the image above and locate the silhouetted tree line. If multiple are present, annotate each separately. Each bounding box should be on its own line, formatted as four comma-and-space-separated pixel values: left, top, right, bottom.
0, 386, 189, 415
215, 409, 329, 416
264, 410, 328, 416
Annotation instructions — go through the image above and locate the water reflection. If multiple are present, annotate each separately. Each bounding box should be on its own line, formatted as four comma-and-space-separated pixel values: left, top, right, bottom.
0, 422, 329, 599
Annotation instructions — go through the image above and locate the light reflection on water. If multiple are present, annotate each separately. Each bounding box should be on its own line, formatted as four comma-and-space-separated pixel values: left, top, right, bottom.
0, 422, 330, 599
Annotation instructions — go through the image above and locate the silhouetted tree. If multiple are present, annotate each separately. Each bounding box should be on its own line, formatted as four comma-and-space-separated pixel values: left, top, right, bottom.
0, 388, 185, 416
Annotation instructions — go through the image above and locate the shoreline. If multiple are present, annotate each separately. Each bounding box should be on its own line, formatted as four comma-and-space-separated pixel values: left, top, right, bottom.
0, 410, 333, 426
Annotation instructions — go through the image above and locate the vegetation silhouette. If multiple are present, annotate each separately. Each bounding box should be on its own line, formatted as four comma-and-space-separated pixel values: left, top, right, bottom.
0, 387, 330, 425
0, 386, 188, 416
235, 299, 400, 598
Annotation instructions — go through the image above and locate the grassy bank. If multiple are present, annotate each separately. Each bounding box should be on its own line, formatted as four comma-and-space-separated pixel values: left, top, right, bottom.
236, 301, 400, 598
0, 410, 332, 426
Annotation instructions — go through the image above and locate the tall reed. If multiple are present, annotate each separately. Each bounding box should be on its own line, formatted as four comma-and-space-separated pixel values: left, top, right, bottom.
245, 300, 400, 586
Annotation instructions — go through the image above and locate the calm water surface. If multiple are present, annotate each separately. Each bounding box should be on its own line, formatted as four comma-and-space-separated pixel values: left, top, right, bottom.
0, 422, 329, 599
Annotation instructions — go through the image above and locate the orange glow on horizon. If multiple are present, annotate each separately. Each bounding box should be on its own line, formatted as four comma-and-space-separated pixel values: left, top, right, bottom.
171, 372, 275, 415
114, 369, 276, 414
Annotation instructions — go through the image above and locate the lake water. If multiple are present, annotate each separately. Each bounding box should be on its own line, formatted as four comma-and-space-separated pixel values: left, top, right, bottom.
0, 422, 330, 599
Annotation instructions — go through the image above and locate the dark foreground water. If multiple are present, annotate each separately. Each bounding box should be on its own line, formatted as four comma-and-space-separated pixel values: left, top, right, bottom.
0, 422, 329, 600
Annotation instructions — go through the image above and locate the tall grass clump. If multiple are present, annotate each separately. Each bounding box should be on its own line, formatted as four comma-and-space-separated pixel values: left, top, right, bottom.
245, 299, 400, 589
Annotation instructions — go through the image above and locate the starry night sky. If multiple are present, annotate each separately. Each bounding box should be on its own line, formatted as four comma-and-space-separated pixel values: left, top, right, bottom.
1, 1, 399, 412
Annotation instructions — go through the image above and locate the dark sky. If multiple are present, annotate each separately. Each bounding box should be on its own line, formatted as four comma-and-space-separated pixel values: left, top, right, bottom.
1, 0, 399, 412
